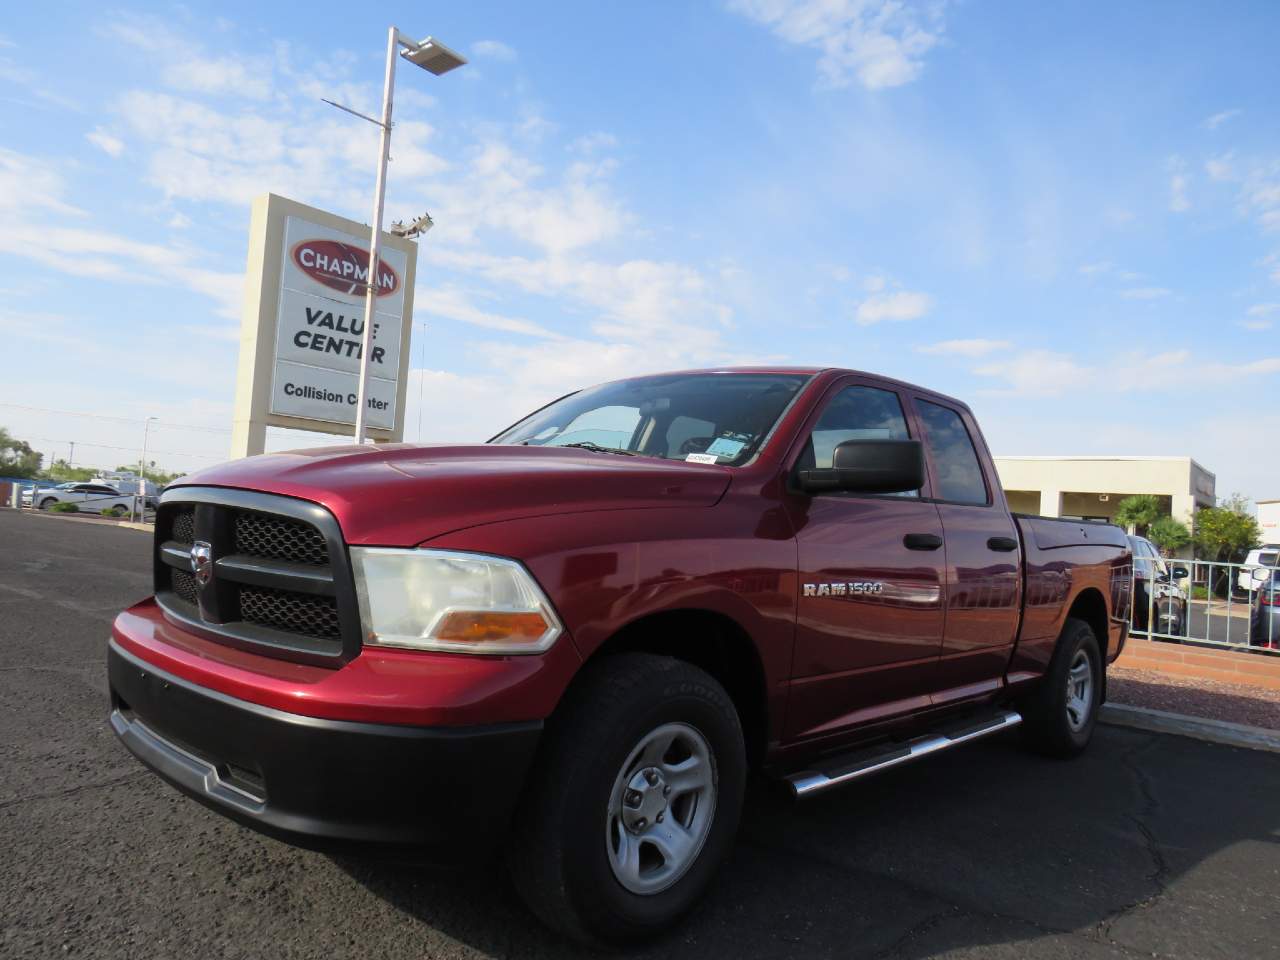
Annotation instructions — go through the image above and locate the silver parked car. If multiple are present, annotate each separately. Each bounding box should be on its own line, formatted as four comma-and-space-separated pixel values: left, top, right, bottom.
21, 481, 138, 516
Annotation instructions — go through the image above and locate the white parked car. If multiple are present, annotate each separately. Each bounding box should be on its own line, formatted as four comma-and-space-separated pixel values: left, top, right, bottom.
21, 481, 142, 516
1237, 544, 1280, 595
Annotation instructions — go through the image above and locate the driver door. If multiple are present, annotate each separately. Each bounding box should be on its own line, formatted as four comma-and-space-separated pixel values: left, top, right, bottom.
783, 378, 947, 743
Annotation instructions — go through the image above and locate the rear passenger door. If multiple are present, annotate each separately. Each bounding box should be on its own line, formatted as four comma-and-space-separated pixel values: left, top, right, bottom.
783, 379, 947, 742
910, 397, 1022, 704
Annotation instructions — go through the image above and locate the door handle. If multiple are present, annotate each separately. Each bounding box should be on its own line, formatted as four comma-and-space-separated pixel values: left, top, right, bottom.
987, 536, 1018, 552
903, 533, 943, 551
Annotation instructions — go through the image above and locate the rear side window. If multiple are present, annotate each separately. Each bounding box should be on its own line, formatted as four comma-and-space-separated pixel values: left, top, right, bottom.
917, 400, 989, 505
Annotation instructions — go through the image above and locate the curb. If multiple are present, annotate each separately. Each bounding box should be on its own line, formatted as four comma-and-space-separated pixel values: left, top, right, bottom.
6, 508, 153, 532
1100, 702, 1280, 754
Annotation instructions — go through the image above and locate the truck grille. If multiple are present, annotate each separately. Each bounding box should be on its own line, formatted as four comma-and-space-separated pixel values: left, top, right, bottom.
153, 488, 361, 664
239, 586, 341, 640
235, 513, 328, 566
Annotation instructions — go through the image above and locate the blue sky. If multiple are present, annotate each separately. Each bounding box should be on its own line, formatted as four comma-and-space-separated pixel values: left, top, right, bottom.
2, 1, 1279, 499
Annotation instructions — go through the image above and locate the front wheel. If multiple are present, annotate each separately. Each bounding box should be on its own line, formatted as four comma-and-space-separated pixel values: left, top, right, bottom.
508, 653, 746, 945
1019, 617, 1102, 758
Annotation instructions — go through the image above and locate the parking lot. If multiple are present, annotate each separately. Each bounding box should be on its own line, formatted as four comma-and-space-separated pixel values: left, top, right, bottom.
3, 508, 1279, 960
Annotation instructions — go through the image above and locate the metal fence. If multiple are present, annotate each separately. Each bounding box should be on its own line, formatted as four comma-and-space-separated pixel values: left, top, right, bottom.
1132, 555, 1280, 653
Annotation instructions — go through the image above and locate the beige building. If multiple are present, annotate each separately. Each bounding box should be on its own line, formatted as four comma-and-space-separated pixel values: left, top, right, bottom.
993, 456, 1216, 526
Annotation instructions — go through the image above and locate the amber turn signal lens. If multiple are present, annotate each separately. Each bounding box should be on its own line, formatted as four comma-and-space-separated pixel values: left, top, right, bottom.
432, 610, 551, 643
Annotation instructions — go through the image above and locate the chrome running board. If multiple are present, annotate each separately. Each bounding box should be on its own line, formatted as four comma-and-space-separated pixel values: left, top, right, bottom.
785, 709, 1022, 798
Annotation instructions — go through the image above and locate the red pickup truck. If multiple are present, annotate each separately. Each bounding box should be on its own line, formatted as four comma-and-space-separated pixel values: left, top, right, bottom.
108, 367, 1131, 943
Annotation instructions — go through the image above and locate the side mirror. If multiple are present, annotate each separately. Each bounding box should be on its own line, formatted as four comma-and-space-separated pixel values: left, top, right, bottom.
1252, 567, 1272, 583
796, 439, 924, 495
1171, 566, 1189, 580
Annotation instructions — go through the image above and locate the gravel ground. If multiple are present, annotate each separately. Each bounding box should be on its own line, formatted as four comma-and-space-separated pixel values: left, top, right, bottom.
1108, 665, 1280, 730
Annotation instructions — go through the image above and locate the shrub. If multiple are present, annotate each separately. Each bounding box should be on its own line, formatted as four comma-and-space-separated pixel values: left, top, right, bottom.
49, 502, 79, 513
1148, 516, 1191, 553
1113, 495, 1162, 534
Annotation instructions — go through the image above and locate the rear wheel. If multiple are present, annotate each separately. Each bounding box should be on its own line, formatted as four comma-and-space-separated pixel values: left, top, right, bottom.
39, 498, 56, 510
508, 653, 746, 945
1019, 617, 1102, 757
110, 504, 128, 518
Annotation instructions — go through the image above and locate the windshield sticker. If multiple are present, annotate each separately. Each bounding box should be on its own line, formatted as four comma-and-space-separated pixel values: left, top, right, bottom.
685, 453, 719, 464
706, 437, 746, 458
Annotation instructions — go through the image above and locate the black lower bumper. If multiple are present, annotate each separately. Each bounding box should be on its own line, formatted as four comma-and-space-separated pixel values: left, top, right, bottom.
107, 640, 542, 863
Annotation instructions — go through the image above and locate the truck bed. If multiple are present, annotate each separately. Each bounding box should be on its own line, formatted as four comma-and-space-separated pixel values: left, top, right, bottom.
1009, 513, 1132, 681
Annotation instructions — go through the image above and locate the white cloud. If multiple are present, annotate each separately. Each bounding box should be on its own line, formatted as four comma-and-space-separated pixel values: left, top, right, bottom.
165, 55, 273, 100
917, 338, 1011, 358
569, 132, 619, 154
1205, 153, 1235, 181
1120, 286, 1171, 300
1241, 319, 1273, 332
1203, 153, 1280, 232
728, 0, 947, 90
418, 286, 564, 339
974, 346, 1280, 397
1168, 155, 1190, 212
473, 40, 517, 61
0, 148, 242, 318
1247, 303, 1280, 317
855, 289, 932, 325
86, 128, 125, 157
974, 349, 1092, 397
1204, 108, 1241, 130
101, 17, 273, 100
1078, 261, 1113, 276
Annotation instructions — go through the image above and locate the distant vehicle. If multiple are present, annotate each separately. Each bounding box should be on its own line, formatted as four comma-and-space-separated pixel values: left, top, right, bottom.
1248, 567, 1280, 648
22, 482, 140, 516
1236, 545, 1280, 596
1129, 535, 1188, 636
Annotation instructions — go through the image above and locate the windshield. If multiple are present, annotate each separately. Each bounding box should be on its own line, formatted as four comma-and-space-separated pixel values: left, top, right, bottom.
492, 372, 811, 465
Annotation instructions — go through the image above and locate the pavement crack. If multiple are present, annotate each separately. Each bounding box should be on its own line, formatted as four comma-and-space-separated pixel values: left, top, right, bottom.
869, 907, 959, 959
0, 771, 147, 810
1099, 734, 1171, 943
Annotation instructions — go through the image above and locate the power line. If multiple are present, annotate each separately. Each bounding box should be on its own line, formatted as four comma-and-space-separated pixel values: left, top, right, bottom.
0, 402, 232, 435
23, 437, 223, 461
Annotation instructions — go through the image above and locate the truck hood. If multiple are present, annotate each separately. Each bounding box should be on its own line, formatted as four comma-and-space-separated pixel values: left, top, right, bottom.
170, 444, 732, 546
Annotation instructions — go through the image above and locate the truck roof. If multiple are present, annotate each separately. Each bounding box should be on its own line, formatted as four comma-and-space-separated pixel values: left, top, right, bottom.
607, 366, 973, 412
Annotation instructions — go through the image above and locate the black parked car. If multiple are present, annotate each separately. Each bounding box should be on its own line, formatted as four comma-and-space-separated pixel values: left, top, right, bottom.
1129, 535, 1188, 636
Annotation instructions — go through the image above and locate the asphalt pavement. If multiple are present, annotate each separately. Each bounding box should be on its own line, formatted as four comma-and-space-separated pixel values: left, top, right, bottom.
4, 507, 1280, 959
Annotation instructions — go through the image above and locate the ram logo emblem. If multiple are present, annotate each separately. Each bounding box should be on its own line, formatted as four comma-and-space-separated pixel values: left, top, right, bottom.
803, 582, 885, 597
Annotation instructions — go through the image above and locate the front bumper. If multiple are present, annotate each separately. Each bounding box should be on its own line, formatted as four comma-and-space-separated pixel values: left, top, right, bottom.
108, 639, 542, 862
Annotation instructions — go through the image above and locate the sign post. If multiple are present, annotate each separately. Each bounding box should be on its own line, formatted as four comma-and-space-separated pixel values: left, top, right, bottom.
229, 193, 418, 458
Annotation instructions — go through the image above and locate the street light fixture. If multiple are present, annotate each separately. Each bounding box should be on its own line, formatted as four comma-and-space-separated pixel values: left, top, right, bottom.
325, 29, 467, 445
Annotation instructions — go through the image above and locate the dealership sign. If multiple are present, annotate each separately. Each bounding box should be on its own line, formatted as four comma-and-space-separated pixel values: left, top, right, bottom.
230, 194, 418, 457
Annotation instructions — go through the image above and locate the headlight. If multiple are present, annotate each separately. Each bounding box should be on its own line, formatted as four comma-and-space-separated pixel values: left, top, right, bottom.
350, 548, 563, 654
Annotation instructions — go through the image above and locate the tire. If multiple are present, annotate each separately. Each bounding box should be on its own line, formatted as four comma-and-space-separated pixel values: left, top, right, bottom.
1019, 617, 1102, 758
508, 653, 746, 945
39, 498, 56, 510
111, 505, 128, 518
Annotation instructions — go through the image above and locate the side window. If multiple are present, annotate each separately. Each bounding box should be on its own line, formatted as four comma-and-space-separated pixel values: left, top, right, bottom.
917, 400, 989, 505
804, 385, 918, 497
1132, 540, 1153, 578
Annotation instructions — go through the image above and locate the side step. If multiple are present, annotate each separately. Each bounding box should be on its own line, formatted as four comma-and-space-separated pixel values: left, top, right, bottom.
785, 709, 1022, 798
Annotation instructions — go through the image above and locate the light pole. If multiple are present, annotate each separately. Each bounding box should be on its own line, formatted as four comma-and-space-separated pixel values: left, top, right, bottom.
137, 416, 156, 521
327, 28, 466, 445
